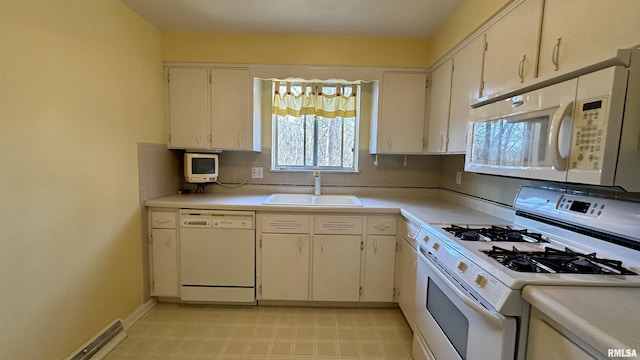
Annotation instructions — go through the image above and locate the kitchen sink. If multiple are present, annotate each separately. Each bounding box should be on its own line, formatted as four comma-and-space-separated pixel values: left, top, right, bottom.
262, 194, 363, 207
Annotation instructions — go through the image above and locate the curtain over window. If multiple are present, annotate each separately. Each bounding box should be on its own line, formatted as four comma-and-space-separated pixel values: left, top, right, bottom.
271, 81, 359, 171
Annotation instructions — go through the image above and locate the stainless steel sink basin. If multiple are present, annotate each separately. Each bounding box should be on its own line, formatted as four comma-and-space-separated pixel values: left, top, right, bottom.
262, 194, 363, 207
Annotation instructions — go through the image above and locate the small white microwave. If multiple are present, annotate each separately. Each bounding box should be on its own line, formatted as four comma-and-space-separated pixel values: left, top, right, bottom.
465, 49, 640, 192
184, 153, 218, 183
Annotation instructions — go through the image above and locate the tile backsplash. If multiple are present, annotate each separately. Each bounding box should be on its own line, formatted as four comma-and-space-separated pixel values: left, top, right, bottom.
137, 143, 183, 201
137, 143, 442, 194
215, 148, 442, 189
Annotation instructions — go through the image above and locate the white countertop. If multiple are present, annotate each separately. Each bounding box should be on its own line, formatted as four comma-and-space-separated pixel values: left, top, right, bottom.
523, 286, 640, 356
144, 187, 514, 226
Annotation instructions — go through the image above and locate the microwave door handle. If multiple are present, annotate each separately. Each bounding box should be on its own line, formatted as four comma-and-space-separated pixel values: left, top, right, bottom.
548, 101, 573, 171
419, 246, 505, 329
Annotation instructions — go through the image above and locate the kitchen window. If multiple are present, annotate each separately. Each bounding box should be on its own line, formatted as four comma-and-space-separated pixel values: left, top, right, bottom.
271, 81, 360, 172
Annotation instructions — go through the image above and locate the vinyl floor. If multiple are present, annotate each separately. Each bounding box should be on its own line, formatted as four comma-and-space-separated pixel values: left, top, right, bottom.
104, 303, 414, 360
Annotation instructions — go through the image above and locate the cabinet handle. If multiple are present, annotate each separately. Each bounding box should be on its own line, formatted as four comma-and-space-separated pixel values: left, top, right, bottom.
518, 55, 526, 83
196, 132, 201, 147
320, 238, 324, 254
155, 219, 170, 224
237, 133, 242, 147
373, 239, 378, 254
387, 137, 392, 152
165, 233, 171, 246
298, 237, 303, 254
552, 37, 562, 71
439, 134, 444, 151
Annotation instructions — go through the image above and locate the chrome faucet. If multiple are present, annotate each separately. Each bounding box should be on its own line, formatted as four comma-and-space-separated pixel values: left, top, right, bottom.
314, 170, 321, 195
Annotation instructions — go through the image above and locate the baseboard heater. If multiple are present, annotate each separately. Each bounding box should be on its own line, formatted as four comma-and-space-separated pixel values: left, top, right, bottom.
68, 319, 124, 360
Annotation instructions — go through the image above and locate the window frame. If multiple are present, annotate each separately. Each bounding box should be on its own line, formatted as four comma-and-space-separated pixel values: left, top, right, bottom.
270, 82, 360, 173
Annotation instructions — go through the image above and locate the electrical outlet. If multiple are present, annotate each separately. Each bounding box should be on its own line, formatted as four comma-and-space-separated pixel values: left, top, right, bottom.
455, 171, 462, 185
251, 167, 263, 179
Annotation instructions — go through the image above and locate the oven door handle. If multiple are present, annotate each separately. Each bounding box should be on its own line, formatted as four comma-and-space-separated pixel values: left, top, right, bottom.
419, 247, 505, 329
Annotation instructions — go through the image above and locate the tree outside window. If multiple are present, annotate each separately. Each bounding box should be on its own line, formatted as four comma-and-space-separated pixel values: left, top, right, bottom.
271, 81, 359, 172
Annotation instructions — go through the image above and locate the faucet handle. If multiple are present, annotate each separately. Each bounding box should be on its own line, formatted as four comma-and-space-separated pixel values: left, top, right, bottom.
314, 170, 320, 177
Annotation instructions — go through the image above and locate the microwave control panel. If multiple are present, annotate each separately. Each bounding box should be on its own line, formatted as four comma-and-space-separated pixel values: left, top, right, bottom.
569, 96, 608, 171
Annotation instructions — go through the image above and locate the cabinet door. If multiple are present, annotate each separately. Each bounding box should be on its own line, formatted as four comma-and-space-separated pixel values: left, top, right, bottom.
151, 229, 178, 297
538, 0, 640, 77
448, 36, 485, 153
426, 59, 452, 153
312, 235, 362, 301
376, 72, 427, 154
261, 234, 310, 300
363, 236, 396, 302
398, 238, 417, 330
482, 0, 543, 97
210, 68, 251, 150
168, 67, 211, 149
527, 308, 595, 360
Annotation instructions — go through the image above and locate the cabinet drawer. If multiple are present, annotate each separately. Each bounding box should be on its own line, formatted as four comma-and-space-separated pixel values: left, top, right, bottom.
261, 215, 310, 234
314, 216, 363, 235
151, 211, 177, 229
366, 217, 397, 235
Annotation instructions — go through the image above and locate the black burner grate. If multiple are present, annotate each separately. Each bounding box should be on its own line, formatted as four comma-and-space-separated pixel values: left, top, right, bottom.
444, 225, 546, 243
482, 246, 637, 275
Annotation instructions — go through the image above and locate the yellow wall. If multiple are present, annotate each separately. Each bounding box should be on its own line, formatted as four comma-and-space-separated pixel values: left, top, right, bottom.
428, 0, 512, 65
163, 32, 431, 68
0, 1, 163, 358
162, 0, 511, 68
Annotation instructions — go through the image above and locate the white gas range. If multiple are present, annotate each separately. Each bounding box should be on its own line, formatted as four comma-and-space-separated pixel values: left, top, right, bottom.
412, 186, 640, 360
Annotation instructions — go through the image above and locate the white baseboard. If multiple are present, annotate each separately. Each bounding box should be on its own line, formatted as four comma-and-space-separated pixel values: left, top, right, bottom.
122, 298, 157, 330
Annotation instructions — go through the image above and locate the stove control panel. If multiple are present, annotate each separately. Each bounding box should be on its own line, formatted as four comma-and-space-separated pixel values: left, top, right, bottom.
516, 187, 640, 243
558, 195, 605, 218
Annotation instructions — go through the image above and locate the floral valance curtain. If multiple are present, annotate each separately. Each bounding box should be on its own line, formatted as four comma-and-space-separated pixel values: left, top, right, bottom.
272, 82, 357, 119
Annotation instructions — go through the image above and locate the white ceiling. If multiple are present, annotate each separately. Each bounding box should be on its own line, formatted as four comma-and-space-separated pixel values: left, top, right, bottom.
120, 0, 463, 39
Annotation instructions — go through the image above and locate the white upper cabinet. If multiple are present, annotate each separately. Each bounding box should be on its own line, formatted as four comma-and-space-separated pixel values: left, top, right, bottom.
166, 66, 260, 151
371, 72, 427, 154
447, 36, 485, 153
538, 0, 640, 77
210, 68, 251, 150
481, 0, 544, 98
167, 67, 210, 149
425, 59, 452, 153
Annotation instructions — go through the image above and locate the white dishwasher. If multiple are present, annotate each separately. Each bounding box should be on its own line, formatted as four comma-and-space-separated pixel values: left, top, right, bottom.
179, 210, 255, 303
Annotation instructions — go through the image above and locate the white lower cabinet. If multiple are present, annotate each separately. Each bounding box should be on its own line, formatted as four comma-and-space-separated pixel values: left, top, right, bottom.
312, 235, 362, 301
260, 233, 310, 300
257, 213, 397, 303
149, 210, 179, 297
527, 307, 594, 360
363, 236, 397, 302
258, 215, 311, 301
396, 219, 419, 330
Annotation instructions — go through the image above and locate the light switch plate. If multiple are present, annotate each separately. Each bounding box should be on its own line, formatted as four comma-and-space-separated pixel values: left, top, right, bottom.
455, 171, 462, 185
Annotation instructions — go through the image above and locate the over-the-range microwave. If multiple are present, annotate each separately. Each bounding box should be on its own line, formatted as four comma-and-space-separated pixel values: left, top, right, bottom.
465, 49, 640, 192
